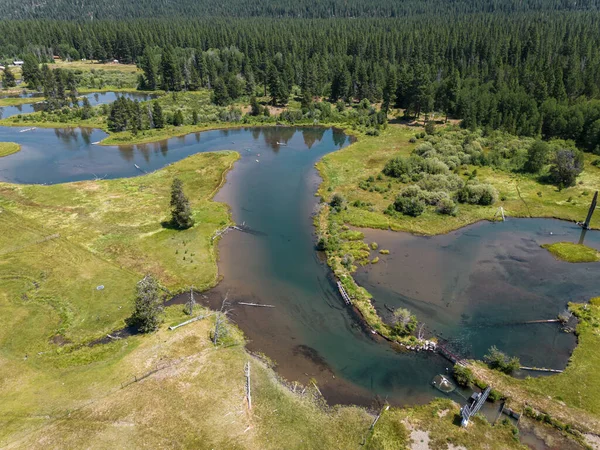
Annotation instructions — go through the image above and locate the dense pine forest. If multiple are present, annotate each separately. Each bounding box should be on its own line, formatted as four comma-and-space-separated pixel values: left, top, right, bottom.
1, 10, 600, 153
1, 0, 599, 20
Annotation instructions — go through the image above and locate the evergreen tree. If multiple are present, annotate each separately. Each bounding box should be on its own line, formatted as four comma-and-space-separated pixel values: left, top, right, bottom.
170, 178, 195, 229
127, 274, 164, 333
382, 67, 396, 112
22, 54, 41, 90
139, 46, 158, 90
173, 109, 184, 126
160, 47, 181, 91
80, 97, 93, 119
267, 63, 288, 106
1, 66, 16, 88
249, 96, 262, 116
212, 77, 230, 106
152, 101, 164, 128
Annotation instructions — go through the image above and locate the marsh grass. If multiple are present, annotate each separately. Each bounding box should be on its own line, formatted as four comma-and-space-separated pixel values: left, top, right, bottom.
542, 242, 600, 263
0, 142, 20, 157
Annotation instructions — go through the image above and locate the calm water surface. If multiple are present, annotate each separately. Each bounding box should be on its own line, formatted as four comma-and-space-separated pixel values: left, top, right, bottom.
0, 91, 155, 121
0, 121, 598, 406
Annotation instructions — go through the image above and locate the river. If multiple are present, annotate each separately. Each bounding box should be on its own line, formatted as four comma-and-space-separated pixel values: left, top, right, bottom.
0, 96, 598, 407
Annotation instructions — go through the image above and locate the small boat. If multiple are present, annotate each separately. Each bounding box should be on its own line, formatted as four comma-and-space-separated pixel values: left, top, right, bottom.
256, 159, 259, 163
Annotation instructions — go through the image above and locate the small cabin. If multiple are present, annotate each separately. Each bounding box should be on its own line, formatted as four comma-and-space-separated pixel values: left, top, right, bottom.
13, 60, 24, 66
112, 59, 119, 64
0, 65, 5, 71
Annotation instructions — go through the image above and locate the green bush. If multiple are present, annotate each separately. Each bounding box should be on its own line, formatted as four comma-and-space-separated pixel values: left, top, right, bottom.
437, 197, 457, 215
393, 196, 425, 217
484, 346, 520, 374
453, 364, 474, 387
457, 183, 498, 205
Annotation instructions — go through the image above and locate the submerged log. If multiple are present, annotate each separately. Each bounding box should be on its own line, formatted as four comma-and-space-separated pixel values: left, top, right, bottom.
238, 302, 275, 308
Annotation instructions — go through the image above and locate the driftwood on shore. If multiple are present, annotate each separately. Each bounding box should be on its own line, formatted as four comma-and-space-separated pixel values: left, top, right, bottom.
169, 313, 213, 330
520, 366, 563, 373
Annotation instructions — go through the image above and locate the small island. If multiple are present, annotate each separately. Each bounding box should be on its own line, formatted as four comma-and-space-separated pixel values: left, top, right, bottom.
0, 142, 20, 158
542, 241, 600, 263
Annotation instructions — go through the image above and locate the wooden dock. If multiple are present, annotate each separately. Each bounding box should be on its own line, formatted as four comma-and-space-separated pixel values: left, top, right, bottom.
461, 386, 491, 427
337, 281, 352, 305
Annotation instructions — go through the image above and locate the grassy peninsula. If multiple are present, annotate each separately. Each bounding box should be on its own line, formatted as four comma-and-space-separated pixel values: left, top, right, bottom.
542, 242, 600, 263
0, 142, 20, 157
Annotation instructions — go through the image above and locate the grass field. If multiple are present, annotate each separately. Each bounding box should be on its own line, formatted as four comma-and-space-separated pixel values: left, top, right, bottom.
317, 125, 600, 235
0, 145, 526, 448
542, 242, 600, 263
0, 142, 20, 157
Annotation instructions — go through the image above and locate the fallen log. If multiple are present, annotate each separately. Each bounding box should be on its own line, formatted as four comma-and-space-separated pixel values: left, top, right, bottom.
238, 302, 275, 308
169, 313, 213, 330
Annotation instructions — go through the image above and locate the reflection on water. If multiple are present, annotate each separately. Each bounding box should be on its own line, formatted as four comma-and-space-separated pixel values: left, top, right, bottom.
0, 91, 155, 121
1, 122, 597, 407
0, 126, 347, 184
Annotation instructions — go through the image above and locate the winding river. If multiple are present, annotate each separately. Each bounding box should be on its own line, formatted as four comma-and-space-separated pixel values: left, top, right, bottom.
0, 95, 598, 407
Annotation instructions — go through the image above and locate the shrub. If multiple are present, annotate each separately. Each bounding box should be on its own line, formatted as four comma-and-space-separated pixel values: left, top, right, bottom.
425, 121, 435, 135
453, 364, 474, 387
418, 173, 464, 192
525, 141, 550, 173
330, 193, 345, 211
456, 183, 498, 205
393, 196, 425, 217
391, 308, 417, 336
484, 346, 520, 374
437, 197, 457, 215
383, 156, 414, 178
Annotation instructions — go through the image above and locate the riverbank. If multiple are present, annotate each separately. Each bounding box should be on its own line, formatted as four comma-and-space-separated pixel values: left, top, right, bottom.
0, 142, 20, 157
314, 124, 599, 350
468, 297, 600, 445
0, 137, 526, 449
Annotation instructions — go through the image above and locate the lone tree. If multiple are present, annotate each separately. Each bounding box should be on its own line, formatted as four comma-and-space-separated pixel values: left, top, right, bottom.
170, 178, 194, 229
549, 148, 584, 188
127, 274, 164, 333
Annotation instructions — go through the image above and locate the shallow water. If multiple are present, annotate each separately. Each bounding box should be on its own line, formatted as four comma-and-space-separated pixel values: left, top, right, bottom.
1, 121, 597, 407
0, 91, 155, 121
354, 220, 600, 370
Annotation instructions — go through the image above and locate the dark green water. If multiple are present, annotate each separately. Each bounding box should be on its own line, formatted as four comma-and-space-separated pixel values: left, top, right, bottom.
1, 122, 597, 407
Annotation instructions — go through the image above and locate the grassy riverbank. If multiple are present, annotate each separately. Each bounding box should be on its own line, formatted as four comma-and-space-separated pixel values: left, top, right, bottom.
0, 145, 525, 448
317, 124, 600, 236
469, 298, 600, 443
0, 142, 20, 157
542, 242, 600, 263
0, 96, 41, 107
